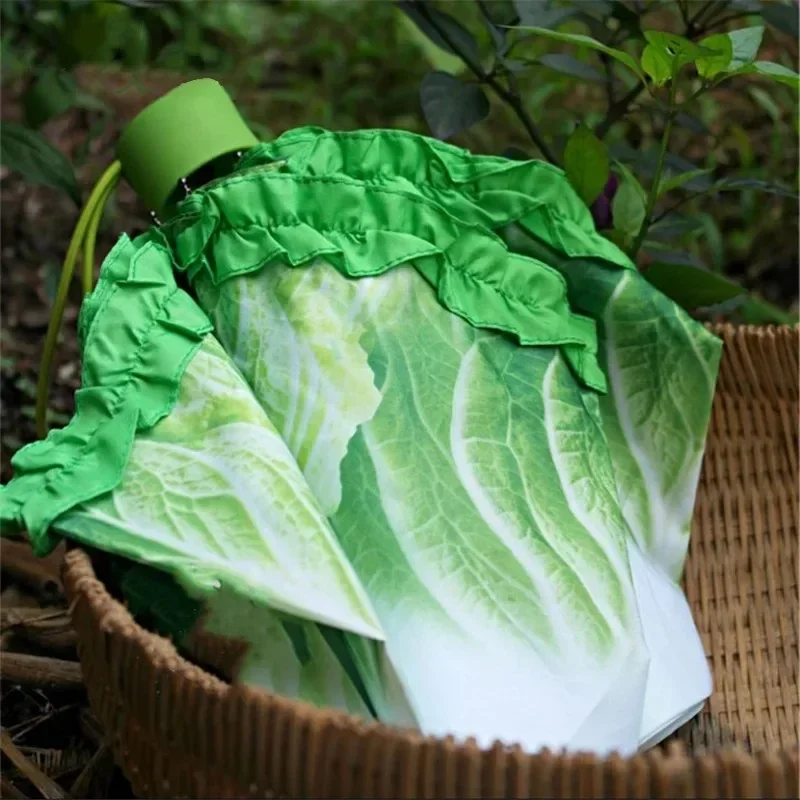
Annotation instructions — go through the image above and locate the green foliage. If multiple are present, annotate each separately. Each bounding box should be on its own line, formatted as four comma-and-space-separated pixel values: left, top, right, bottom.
564, 124, 609, 205
420, 71, 490, 139
399, 0, 799, 320
0, 121, 80, 203
509, 24, 647, 82
643, 263, 746, 308
1, 0, 797, 321
613, 177, 647, 243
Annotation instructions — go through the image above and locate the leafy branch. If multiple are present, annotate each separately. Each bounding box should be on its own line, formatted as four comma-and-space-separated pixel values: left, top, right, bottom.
403, 1, 557, 162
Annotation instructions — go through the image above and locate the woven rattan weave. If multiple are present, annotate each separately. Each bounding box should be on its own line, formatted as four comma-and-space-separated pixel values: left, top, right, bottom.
62, 324, 799, 799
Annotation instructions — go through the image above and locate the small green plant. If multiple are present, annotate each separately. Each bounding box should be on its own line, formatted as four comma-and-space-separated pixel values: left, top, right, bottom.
400, 0, 799, 322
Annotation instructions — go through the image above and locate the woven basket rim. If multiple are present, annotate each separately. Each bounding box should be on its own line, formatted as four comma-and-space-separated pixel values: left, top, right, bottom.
62, 322, 799, 770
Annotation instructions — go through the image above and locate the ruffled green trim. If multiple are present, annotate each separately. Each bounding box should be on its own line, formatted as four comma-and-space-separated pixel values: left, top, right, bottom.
163, 170, 607, 391
241, 127, 635, 272
0, 234, 213, 555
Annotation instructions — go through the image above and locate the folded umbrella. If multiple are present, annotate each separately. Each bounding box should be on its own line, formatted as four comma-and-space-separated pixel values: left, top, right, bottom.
1, 80, 722, 756
0, 229, 390, 716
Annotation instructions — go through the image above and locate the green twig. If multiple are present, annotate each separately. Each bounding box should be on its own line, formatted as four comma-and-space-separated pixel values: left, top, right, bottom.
630, 77, 679, 259
651, 186, 713, 225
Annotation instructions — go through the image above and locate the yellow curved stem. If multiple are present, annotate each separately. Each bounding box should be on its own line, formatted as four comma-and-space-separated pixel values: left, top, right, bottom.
36, 161, 121, 439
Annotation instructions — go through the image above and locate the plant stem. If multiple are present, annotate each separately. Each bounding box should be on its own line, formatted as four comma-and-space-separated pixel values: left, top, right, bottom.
676, 0, 690, 27
596, 83, 643, 138
496, 84, 557, 162
687, 0, 718, 36
630, 79, 679, 259
652, 185, 713, 225
421, 2, 557, 163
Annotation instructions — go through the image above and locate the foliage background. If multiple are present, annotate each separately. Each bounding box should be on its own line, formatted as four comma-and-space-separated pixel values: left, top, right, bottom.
1, 0, 798, 482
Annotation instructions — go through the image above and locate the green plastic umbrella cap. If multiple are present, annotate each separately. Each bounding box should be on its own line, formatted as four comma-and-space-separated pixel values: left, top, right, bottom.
117, 79, 258, 216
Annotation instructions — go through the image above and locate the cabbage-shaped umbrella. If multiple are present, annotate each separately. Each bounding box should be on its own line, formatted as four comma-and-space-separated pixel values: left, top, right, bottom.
0, 80, 722, 756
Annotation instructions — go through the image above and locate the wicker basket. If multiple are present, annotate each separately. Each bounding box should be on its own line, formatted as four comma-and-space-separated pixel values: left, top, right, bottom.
62, 324, 799, 799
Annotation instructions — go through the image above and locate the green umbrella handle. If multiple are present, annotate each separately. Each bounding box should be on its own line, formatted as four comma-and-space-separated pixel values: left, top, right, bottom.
117, 79, 258, 217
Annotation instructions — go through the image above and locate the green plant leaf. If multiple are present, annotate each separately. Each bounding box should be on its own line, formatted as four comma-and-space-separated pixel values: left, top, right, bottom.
612, 177, 646, 239
641, 43, 671, 85
710, 176, 797, 197
420, 71, 490, 140
397, 2, 480, 66
750, 60, 800, 88
647, 214, 703, 241
723, 59, 800, 88
510, 25, 646, 82
23, 70, 77, 129
658, 168, 713, 196
122, 19, 150, 66
538, 53, 608, 82
482, 16, 507, 55
739, 294, 799, 325
610, 143, 713, 190
612, 159, 647, 203
727, 25, 764, 68
696, 33, 733, 78
748, 85, 781, 120
643, 30, 724, 72
478, 0, 518, 28
62, 2, 131, 64
397, 13, 465, 73
643, 242, 706, 268
564, 124, 609, 206
642, 263, 745, 310
0, 121, 80, 204
696, 212, 724, 272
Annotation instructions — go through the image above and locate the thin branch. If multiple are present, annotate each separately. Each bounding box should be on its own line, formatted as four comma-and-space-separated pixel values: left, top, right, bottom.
676, 0, 691, 28
498, 87, 558, 163
687, 1, 719, 36
703, 11, 756, 31
0, 730, 68, 800
0, 652, 83, 690
652, 189, 709, 225
596, 83, 644, 139
631, 77, 680, 258
419, 2, 557, 163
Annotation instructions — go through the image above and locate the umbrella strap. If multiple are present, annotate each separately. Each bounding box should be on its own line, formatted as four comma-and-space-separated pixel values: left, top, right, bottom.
36, 160, 122, 439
